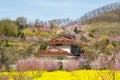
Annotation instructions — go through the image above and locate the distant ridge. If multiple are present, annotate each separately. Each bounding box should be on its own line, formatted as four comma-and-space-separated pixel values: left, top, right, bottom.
72, 2, 120, 24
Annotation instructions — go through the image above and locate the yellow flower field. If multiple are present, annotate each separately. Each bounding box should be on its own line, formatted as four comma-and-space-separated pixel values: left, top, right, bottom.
0, 70, 119, 80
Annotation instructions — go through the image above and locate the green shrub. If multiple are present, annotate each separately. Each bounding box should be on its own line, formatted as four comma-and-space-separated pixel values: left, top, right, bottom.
0, 19, 19, 36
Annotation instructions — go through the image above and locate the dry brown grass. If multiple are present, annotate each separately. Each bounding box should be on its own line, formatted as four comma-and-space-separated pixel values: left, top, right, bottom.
88, 22, 120, 36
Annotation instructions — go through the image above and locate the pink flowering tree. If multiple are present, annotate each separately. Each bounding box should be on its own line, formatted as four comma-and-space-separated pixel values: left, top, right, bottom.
62, 59, 80, 71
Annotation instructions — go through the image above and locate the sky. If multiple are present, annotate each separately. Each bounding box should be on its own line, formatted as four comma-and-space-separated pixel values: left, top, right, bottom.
0, 0, 120, 22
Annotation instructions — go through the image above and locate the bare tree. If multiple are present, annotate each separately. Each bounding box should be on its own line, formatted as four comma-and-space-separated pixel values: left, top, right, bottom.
16, 17, 27, 28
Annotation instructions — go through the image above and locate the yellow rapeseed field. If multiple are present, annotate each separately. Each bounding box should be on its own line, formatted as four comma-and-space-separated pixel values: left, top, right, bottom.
0, 70, 119, 80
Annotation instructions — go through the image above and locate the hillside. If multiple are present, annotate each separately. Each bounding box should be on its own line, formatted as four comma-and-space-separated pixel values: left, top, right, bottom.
76, 2, 120, 36
83, 8, 120, 24
88, 22, 120, 36
77, 2, 120, 24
